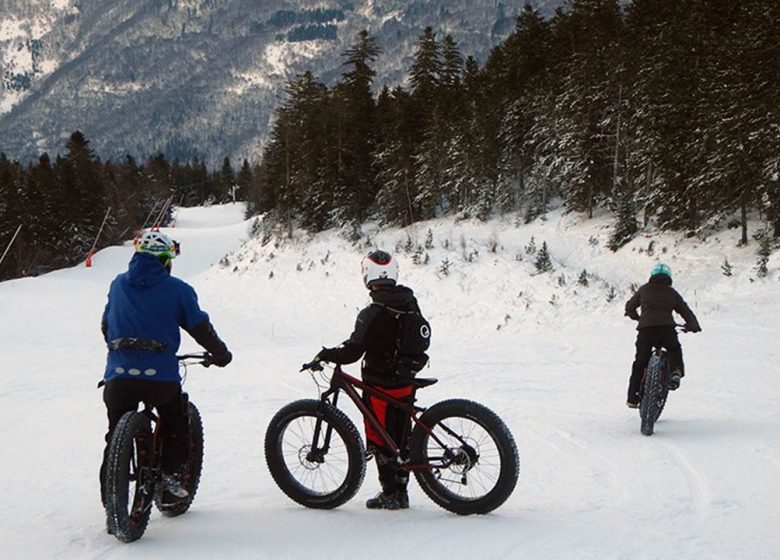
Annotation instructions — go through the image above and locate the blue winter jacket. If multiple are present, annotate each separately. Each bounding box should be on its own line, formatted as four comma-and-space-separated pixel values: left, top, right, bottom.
102, 253, 210, 383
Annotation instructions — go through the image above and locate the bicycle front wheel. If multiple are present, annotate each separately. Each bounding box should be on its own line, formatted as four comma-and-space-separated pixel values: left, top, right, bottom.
105, 411, 154, 542
156, 400, 204, 517
264, 399, 366, 509
409, 399, 519, 515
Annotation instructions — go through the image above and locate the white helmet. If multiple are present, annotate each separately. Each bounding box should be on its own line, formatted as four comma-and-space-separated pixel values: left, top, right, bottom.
361, 250, 398, 288
134, 230, 180, 265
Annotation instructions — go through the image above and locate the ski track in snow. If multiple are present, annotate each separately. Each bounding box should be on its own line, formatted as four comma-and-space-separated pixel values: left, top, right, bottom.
1, 203, 779, 559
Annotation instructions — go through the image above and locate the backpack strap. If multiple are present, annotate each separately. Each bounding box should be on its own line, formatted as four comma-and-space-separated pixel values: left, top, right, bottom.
370, 302, 406, 357
371, 301, 416, 318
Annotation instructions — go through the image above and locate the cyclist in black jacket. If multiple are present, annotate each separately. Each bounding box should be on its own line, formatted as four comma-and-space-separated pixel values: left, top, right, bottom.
624, 263, 701, 408
315, 250, 424, 510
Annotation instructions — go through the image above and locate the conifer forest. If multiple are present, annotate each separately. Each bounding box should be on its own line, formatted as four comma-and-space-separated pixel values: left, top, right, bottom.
2, 0, 779, 281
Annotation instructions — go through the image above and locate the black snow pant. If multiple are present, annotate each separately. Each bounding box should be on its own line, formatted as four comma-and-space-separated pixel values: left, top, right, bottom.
628, 325, 684, 404
100, 378, 187, 505
363, 385, 414, 494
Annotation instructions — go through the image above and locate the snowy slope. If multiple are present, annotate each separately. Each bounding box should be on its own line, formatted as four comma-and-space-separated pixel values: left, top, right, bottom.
1, 203, 778, 559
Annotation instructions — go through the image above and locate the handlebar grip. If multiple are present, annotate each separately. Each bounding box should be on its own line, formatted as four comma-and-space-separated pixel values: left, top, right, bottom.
300, 360, 324, 372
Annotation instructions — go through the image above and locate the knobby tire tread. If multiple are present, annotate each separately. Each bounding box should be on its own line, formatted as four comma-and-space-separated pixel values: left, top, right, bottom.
640, 355, 668, 436
264, 399, 366, 509
409, 399, 519, 515
156, 402, 204, 517
105, 411, 153, 543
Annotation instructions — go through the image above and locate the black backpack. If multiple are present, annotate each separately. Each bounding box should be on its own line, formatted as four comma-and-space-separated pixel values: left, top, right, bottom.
375, 303, 431, 378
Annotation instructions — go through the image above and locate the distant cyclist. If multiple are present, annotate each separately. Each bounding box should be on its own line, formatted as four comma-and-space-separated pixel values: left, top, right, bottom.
624, 263, 701, 408
314, 250, 429, 510
99, 230, 232, 508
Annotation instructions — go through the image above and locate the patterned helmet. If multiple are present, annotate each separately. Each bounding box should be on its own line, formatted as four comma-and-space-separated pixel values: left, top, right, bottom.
134, 230, 180, 265
361, 250, 398, 288
650, 262, 672, 280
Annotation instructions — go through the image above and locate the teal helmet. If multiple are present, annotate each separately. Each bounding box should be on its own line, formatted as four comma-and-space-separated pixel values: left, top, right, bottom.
650, 263, 672, 279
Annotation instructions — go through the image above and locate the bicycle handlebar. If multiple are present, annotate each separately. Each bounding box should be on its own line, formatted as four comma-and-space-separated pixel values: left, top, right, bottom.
177, 352, 213, 367
300, 359, 324, 372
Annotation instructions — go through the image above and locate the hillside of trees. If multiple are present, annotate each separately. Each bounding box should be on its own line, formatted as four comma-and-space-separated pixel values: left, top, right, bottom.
2, 0, 778, 282
246, 0, 780, 251
0, 133, 251, 280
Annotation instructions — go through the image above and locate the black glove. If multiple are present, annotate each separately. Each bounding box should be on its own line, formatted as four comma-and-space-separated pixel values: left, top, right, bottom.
316, 347, 337, 363
210, 350, 232, 367
301, 359, 323, 372
685, 323, 701, 333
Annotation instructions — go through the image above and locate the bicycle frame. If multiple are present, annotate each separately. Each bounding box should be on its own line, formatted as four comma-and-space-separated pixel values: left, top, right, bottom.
313, 365, 465, 470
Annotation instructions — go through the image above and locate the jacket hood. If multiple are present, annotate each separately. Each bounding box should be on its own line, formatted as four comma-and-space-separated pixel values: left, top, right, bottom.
649, 273, 672, 286
126, 252, 170, 287
370, 284, 416, 309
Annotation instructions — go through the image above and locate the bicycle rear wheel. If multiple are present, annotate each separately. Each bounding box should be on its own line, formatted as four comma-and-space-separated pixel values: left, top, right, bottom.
409, 399, 519, 515
105, 411, 154, 542
265, 399, 366, 509
640, 355, 669, 436
156, 400, 204, 517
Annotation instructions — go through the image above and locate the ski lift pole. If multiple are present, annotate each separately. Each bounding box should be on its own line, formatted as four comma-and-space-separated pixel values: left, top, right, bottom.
0, 224, 22, 269
141, 199, 162, 230
152, 195, 174, 230
86, 207, 111, 268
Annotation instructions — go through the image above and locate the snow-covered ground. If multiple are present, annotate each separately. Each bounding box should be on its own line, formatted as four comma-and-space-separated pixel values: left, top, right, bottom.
1, 203, 778, 559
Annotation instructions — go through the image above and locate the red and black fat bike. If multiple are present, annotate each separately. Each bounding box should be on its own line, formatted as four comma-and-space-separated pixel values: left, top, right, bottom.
264, 362, 519, 515
103, 353, 211, 542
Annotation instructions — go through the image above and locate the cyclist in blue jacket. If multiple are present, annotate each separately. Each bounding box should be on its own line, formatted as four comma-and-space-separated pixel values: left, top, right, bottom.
100, 230, 232, 505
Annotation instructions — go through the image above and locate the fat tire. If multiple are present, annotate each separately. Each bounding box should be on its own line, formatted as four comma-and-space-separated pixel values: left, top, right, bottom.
156, 401, 204, 517
640, 355, 668, 436
105, 411, 154, 543
409, 399, 519, 515
265, 399, 366, 509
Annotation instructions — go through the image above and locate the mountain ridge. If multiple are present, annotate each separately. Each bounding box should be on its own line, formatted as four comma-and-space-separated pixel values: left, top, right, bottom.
0, 0, 564, 166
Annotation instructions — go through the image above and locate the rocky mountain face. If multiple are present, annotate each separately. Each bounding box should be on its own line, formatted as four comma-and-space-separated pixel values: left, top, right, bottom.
0, 0, 563, 166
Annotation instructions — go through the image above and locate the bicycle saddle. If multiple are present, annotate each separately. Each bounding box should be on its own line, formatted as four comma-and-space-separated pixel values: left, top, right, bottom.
410, 377, 438, 388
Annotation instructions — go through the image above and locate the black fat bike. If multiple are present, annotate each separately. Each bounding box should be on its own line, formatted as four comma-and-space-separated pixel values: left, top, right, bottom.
639, 326, 687, 436
103, 353, 211, 542
264, 363, 520, 515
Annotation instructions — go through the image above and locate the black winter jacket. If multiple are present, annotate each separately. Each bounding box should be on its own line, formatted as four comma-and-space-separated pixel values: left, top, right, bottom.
625, 274, 701, 331
318, 285, 422, 387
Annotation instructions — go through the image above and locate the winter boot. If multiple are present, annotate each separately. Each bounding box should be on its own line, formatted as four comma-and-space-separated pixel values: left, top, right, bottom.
669, 369, 682, 391
366, 489, 409, 510
161, 474, 189, 500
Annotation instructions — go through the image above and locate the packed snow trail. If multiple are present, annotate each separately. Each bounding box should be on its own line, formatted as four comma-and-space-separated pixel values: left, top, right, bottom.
0, 204, 778, 559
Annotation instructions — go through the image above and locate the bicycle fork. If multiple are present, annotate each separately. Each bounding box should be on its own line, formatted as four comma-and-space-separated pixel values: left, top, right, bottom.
306, 392, 341, 463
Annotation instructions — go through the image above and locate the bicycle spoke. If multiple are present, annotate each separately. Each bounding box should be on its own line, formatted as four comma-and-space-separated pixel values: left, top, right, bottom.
280, 415, 351, 495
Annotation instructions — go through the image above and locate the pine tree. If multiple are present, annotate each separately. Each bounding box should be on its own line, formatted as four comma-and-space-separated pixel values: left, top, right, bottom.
756, 231, 772, 278
58, 131, 108, 261
235, 159, 252, 202
219, 156, 236, 202
331, 30, 381, 225
374, 87, 417, 225
535, 241, 553, 272
608, 186, 638, 251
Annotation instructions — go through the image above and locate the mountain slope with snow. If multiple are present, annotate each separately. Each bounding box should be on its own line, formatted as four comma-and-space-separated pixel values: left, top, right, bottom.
0, 0, 565, 165
0, 204, 778, 559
